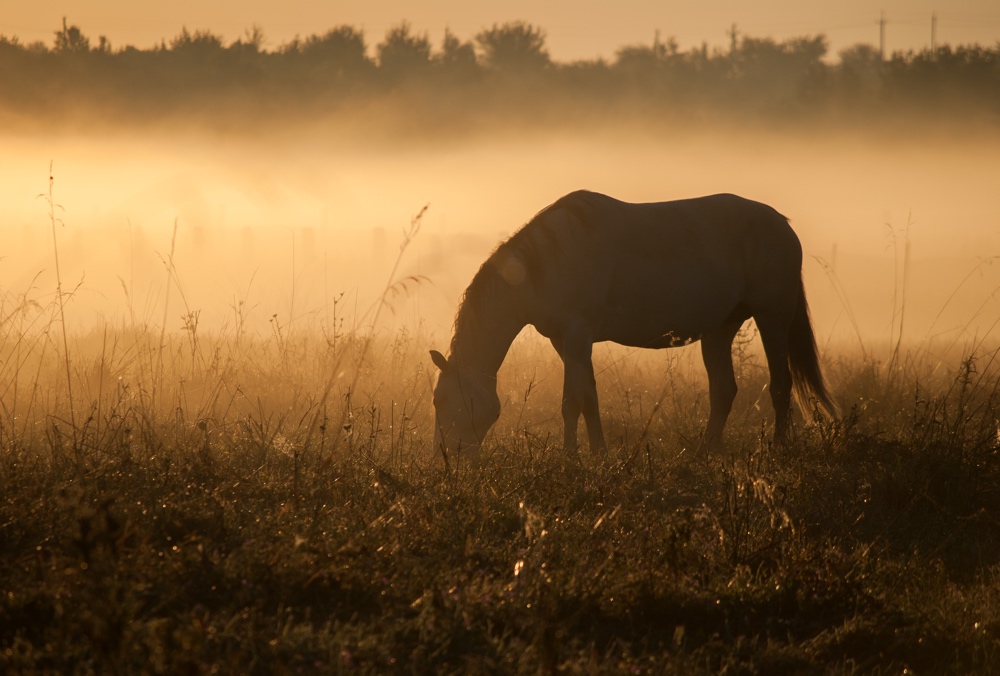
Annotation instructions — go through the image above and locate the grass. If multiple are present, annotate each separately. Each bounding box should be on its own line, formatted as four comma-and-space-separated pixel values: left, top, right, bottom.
2, 300, 1000, 673
3, 188, 1000, 672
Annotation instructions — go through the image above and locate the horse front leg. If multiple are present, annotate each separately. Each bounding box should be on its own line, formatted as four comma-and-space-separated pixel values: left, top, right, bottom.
560, 376, 582, 456
560, 335, 608, 458
550, 336, 579, 456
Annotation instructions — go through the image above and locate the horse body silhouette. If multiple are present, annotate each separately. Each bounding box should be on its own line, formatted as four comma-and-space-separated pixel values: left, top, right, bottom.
431, 190, 836, 461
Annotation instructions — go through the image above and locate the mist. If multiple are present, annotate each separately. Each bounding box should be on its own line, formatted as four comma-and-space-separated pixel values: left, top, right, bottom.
6, 17, 1000, 670
2, 119, 998, 357
2, 18, 999, 359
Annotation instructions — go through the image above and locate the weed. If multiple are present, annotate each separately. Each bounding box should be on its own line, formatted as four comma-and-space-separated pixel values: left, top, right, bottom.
5, 181, 1000, 672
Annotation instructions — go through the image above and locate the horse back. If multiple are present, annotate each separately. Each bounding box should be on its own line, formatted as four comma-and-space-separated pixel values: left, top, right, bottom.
508, 191, 803, 344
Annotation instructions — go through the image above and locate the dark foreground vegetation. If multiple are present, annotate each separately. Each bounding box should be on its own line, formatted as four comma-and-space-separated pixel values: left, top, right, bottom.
2, 18, 999, 134
3, 19, 1000, 670
2, 293, 1000, 672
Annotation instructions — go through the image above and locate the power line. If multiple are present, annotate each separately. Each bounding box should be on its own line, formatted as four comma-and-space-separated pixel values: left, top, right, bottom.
879, 10, 887, 61
726, 23, 739, 54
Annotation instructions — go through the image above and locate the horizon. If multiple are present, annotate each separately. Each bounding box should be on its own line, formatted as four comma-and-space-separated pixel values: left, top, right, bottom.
2, 1, 999, 350
4, 0, 1000, 61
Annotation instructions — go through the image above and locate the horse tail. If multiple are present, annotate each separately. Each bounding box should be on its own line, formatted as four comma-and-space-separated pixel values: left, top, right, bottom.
788, 277, 839, 420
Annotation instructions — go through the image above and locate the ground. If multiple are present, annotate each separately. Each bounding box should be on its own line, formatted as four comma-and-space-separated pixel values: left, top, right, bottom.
2, 322, 999, 673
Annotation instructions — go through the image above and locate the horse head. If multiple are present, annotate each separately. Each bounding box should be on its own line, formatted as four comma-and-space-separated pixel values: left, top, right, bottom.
430, 349, 500, 464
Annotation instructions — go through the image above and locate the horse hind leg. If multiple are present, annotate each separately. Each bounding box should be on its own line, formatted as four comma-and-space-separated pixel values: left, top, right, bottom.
754, 312, 794, 445
699, 320, 744, 451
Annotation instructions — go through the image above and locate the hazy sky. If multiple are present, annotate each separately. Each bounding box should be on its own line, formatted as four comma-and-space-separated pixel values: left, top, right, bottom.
3, 0, 999, 60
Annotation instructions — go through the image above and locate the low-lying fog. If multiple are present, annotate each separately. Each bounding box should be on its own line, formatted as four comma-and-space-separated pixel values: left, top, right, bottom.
2, 123, 998, 355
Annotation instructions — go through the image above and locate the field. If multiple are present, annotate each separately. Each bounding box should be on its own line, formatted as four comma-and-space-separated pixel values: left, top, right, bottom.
5, 14, 1000, 672
3, 215, 1000, 674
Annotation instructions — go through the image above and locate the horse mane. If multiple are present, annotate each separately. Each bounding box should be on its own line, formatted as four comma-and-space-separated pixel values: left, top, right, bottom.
449, 257, 504, 357
449, 190, 608, 358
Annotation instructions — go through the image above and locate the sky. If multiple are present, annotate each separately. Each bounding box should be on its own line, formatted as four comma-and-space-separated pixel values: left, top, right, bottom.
3, 0, 999, 61
2, 1, 1000, 342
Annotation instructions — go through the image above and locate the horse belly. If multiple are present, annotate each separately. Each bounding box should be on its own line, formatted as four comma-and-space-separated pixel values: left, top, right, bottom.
597, 269, 742, 348
598, 307, 720, 348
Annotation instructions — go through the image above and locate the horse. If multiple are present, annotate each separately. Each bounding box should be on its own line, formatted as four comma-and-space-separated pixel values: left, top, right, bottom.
430, 190, 837, 462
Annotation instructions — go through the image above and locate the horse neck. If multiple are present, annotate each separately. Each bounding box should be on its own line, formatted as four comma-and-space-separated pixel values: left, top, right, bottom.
450, 281, 526, 377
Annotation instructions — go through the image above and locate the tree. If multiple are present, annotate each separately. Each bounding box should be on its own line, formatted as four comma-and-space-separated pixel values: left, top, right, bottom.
438, 28, 477, 70
837, 43, 883, 98
54, 17, 89, 53
732, 35, 827, 78
297, 25, 372, 76
169, 27, 224, 55
725, 35, 829, 107
232, 25, 266, 55
475, 21, 549, 72
839, 43, 882, 71
377, 22, 432, 76
614, 33, 679, 74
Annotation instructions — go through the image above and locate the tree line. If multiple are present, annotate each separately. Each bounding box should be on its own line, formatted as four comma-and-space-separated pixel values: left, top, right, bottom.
1, 18, 997, 131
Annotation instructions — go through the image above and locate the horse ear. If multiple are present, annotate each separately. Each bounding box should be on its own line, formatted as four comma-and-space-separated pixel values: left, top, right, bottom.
429, 349, 449, 372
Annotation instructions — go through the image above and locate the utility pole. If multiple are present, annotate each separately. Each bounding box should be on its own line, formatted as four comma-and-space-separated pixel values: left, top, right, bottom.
879, 10, 887, 61
727, 23, 739, 54
931, 12, 937, 52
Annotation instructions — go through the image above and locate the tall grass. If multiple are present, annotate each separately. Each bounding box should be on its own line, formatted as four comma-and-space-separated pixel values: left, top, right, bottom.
3, 314, 999, 671
42, 163, 77, 445
2, 180, 1000, 671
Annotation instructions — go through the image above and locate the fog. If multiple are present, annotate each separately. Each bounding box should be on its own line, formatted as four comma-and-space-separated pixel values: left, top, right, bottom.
2, 121, 998, 356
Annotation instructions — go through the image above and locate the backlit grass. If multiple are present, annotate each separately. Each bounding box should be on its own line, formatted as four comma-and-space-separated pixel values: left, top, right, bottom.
2, 290, 1000, 672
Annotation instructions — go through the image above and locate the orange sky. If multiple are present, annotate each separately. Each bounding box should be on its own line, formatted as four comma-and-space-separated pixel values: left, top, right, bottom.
3, 0, 999, 60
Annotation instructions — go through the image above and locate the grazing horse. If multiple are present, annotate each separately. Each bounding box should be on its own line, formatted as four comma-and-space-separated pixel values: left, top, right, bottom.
430, 190, 836, 461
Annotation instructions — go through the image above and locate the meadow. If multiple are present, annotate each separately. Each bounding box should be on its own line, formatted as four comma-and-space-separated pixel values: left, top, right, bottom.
2, 194, 1000, 673
2, 35, 1000, 664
